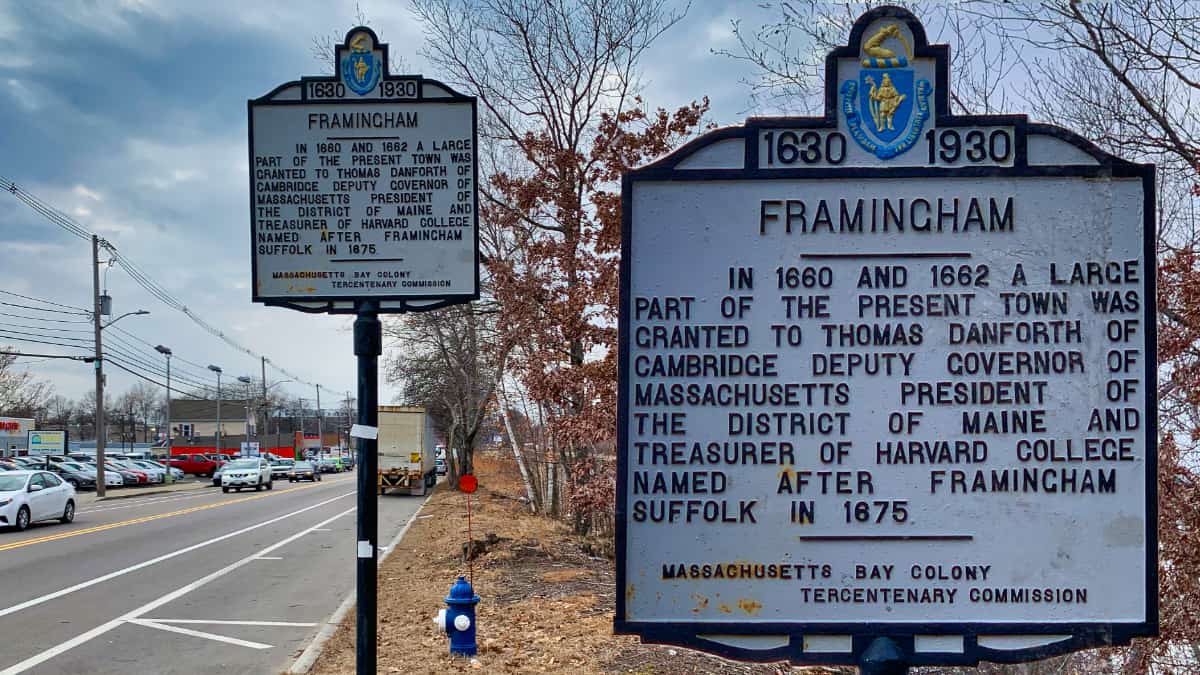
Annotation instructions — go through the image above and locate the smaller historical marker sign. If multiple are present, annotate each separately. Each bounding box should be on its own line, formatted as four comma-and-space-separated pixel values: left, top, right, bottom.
248, 27, 478, 314
615, 7, 1157, 668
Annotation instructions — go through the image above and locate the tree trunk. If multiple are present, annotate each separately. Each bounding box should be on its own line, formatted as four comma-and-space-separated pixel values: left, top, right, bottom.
497, 378, 538, 511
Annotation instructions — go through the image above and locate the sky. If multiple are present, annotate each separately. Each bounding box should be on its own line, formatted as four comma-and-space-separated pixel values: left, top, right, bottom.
0, 1, 774, 408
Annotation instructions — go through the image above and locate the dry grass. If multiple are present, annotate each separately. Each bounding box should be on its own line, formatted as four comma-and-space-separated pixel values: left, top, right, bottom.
309, 453, 814, 674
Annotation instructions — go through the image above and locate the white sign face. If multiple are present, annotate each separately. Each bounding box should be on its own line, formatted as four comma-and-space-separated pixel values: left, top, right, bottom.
241, 442, 261, 457
249, 28, 478, 312
616, 8, 1156, 668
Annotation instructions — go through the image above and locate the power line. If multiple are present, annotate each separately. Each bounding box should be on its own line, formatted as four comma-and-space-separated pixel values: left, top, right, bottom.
0, 350, 94, 362
0, 331, 93, 352
0, 311, 91, 324
0, 320, 92, 335
0, 289, 90, 313
104, 356, 214, 400
1, 178, 319, 387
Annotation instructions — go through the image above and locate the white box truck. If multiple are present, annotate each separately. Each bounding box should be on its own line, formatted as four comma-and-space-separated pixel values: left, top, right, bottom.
377, 406, 437, 496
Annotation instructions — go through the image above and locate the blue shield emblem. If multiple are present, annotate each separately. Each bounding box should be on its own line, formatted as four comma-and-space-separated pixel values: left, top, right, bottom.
840, 22, 932, 159
859, 68, 913, 144
341, 51, 381, 96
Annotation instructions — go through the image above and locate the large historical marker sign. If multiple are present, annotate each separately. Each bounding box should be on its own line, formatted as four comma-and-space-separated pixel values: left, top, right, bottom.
249, 27, 478, 313
615, 8, 1156, 667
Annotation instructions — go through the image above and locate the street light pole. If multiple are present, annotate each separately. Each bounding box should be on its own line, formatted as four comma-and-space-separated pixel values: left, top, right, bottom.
209, 366, 223, 457
156, 345, 173, 483
316, 384, 322, 451
238, 375, 254, 455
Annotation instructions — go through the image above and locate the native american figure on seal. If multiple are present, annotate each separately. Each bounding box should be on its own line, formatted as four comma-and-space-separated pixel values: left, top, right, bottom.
864, 73, 906, 132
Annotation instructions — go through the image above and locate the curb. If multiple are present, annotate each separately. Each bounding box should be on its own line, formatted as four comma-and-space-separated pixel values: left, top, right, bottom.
288, 491, 433, 674
96, 482, 210, 501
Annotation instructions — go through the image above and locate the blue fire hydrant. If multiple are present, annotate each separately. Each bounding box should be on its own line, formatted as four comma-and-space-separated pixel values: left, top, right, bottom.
433, 576, 480, 656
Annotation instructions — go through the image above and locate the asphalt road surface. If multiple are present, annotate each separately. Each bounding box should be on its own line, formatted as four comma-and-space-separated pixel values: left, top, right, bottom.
0, 472, 428, 674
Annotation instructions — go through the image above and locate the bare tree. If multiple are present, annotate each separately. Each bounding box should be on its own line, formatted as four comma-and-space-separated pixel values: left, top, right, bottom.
0, 351, 53, 420
385, 302, 502, 485
409, 0, 697, 533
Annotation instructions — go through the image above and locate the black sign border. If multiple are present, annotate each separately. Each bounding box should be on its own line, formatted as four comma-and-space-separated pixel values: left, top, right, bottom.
248, 26, 480, 315
614, 5, 1157, 667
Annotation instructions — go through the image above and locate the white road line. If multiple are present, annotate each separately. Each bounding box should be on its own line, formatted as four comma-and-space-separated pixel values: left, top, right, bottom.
126, 619, 272, 650
254, 556, 283, 560
0, 490, 355, 620
0, 505, 355, 674
142, 619, 319, 627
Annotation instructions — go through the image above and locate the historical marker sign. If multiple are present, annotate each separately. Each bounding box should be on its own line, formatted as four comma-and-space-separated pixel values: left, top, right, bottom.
615, 8, 1156, 667
249, 27, 478, 313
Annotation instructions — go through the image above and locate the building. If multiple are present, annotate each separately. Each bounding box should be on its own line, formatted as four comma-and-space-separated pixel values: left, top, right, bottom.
0, 417, 35, 456
167, 399, 253, 439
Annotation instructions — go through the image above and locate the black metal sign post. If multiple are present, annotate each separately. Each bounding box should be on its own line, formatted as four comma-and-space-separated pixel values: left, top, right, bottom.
353, 300, 381, 675
247, 26, 479, 675
860, 637, 907, 675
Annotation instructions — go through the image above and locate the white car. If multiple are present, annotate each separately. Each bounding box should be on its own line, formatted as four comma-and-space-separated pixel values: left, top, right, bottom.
0, 470, 76, 531
220, 458, 273, 493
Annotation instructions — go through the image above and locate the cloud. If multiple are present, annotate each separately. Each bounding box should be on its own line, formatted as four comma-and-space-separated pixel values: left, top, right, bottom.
73, 185, 104, 201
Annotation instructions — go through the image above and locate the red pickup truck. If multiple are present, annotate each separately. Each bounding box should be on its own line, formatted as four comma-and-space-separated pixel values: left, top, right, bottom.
169, 453, 221, 477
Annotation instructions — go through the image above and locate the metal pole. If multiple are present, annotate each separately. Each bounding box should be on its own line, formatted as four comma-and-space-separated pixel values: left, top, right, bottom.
215, 372, 222, 456
353, 300, 380, 675
92, 235, 107, 497
859, 637, 908, 675
259, 356, 267, 455
164, 354, 172, 484
316, 384, 322, 450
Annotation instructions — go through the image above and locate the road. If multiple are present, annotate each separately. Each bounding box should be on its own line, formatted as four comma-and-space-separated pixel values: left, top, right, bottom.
0, 472, 428, 674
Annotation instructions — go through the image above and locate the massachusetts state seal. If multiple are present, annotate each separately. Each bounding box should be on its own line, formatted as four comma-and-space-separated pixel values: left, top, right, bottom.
840, 23, 931, 159
341, 31, 381, 95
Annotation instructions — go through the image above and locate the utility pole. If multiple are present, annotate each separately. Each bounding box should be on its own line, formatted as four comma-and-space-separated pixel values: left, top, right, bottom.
92, 235, 108, 497
316, 384, 322, 449
261, 356, 268, 454
345, 391, 352, 451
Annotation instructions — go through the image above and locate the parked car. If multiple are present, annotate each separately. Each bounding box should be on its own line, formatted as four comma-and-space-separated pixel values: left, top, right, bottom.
0, 470, 76, 531
111, 460, 153, 484
133, 460, 184, 482
104, 463, 140, 486
168, 453, 221, 477
0, 461, 19, 472
220, 458, 272, 493
435, 457, 447, 476
287, 461, 321, 483
269, 459, 294, 480
340, 454, 356, 470
315, 458, 337, 474
47, 462, 96, 490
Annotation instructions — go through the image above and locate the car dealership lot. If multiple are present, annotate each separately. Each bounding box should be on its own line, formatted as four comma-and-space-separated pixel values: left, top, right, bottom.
0, 471, 426, 674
